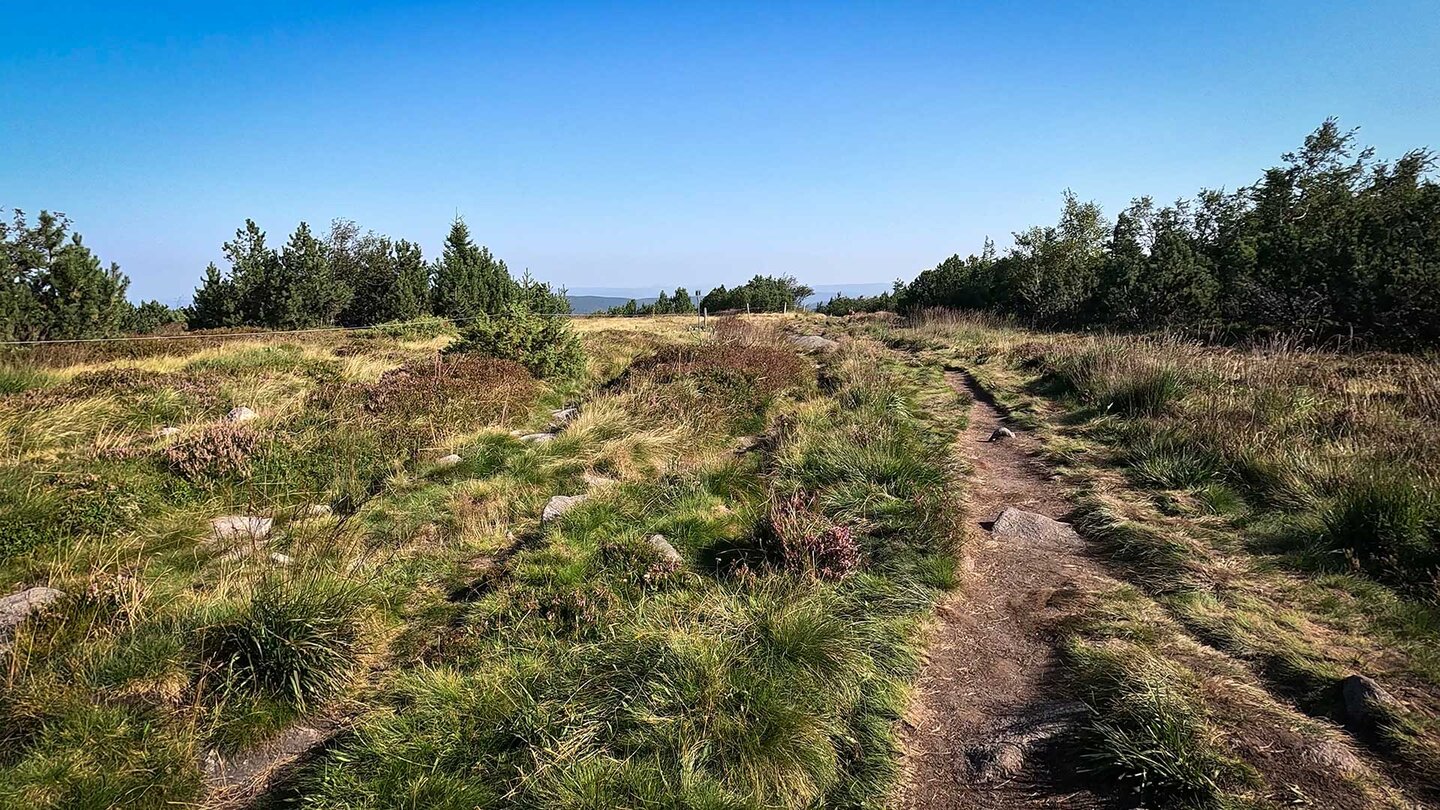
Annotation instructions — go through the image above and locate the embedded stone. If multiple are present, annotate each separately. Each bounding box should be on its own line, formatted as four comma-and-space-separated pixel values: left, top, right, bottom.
1, 587, 65, 645
210, 516, 273, 542
542, 494, 589, 523
648, 534, 683, 566
224, 406, 257, 423
991, 509, 1080, 545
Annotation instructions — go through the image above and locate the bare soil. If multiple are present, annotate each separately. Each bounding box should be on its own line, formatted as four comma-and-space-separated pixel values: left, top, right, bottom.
895, 371, 1108, 809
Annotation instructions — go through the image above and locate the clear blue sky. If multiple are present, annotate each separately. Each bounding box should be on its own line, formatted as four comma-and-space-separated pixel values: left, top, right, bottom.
3, 1, 1437, 304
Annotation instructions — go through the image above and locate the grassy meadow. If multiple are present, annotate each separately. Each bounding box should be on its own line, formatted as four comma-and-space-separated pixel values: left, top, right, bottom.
872, 310, 1440, 806
0, 314, 965, 809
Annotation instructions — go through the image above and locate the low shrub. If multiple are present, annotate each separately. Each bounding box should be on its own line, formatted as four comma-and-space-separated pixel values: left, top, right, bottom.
446, 304, 585, 379
367, 315, 454, 341
192, 574, 367, 707
766, 493, 861, 580
311, 354, 540, 456
164, 424, 261, 481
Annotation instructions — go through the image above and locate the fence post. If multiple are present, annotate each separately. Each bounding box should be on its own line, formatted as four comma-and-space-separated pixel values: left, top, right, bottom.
703, 308, 708, 329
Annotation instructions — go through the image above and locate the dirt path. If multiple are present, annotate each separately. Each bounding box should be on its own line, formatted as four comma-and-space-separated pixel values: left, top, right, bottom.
895, 371, 1107, 809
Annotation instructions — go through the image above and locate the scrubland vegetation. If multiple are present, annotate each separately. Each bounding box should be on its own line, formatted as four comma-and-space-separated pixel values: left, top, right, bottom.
840, 120, 1440, 349
0, 312, 970, 809
876, 309, 1440, 806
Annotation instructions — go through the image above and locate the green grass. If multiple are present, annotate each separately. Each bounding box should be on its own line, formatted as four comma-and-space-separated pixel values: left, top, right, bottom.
0, 316, 968, 809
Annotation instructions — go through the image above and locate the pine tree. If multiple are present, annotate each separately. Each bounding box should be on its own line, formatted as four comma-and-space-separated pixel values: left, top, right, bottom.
188, 262, 238, 329
671, 287, 695, 314
223, 220, 279, 326
36, 234, 130, 339
279, 221, 348, 328
432, 218, 514, 319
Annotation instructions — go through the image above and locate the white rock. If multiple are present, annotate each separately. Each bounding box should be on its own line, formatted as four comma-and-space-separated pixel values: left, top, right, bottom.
989, 426, 1015, 442
224, 406, 257, 423
210, 515, 273, 543
298, 504, 332, 518
269, 552, 293, 565
648, 534, 683, 566
520, 432, 555, 444
0, 587, 65, 645
542, 494, 589, 523
158, 426, 182, 437
551, 407, 579, 423
435, 453, 462, 468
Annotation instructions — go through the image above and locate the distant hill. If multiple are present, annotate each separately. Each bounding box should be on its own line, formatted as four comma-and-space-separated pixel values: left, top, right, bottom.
566, 283, 894, 313
567, 295, 658, 314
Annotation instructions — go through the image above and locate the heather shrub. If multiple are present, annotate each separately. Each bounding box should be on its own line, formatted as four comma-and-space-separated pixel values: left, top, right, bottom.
766, 493, 861, 580
164, 424, 261, 481
311, 354, 540, 455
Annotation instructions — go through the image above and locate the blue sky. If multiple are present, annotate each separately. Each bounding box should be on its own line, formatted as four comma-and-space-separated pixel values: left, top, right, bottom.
3, 1, 1437, 304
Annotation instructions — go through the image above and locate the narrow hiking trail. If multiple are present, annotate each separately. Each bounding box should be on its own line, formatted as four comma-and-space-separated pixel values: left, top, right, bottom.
895, 366, 1425, 810
896, 371, 1107, 809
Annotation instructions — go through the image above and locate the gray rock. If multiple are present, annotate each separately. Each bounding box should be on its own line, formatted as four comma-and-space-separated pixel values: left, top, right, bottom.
789, 335, 839, 353
224, 406, 257, 423
520, 432, 555, 444
298, 504, 332, 518
551, 407, 579, 423
648, 534, 683, 566
991, 508, 1080, 545
269, 552, 293, 566
211, 515, 273, 543
0, 587, 65, 645
1340, 674, 1403, 735
542, 494, 589, 523
988, 426, 1015, 442
435, 453, 462, 468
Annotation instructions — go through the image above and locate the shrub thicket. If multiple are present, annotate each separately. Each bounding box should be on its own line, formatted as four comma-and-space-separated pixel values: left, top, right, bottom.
891, 121, 1440, 349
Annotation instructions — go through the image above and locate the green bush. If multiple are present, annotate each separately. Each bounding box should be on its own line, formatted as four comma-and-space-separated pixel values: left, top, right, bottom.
445, 304, 584, 379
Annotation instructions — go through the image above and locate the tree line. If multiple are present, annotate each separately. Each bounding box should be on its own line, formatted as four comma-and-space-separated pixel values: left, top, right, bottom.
604, 275, 814, 316
190, 217, 567, 330
0, 209, 183, 341
831, 120, 1440, 348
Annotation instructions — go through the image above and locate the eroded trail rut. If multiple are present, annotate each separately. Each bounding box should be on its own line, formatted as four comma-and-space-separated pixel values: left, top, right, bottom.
896, 371, 1106, 809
